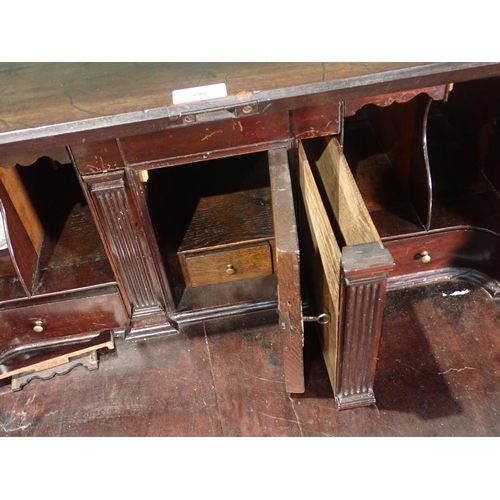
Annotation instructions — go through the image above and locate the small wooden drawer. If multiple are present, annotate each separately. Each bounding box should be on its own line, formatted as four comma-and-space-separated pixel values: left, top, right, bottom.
0, 286, 128, 349
383, 228, 500, 285
184, 242, 273, 288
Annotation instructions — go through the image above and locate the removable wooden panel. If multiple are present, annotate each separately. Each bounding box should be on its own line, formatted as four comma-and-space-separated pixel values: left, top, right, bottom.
185, 242, 273, 287
0, 330, 115, 384
298, 137, 391, 405
177, 187, 273, 254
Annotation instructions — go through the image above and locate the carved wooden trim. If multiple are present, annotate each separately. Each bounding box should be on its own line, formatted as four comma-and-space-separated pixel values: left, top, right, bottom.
344, 84, 448, 117
84, 171, 166, 319
125, 168, 177, 311
336, 242, 394, 409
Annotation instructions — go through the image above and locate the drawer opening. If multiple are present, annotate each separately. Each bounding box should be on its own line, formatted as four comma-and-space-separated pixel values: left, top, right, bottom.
0, 155, 116, 300
146, 151, 277, 311
344, 78, 500, 289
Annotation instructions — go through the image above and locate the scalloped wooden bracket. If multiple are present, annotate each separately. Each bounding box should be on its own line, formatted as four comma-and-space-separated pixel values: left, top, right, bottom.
0, 330, 115, 391
344, 84, 450, 118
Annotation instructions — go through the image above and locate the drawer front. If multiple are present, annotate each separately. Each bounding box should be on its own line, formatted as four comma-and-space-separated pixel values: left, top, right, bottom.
118, 112, 290, 165
185, 242, 273, 287
0, 288, 128, 347
384, 227, 500, 281
293, 103, 341, 140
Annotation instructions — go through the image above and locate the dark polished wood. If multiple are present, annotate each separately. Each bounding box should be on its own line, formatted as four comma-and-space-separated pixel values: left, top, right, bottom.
2, 63, 500, 156
82, 169, 176, 338
0, 154, 129, 378
1, 63, 500, 414
336, 242, 394, 409
1, 277, 499, 436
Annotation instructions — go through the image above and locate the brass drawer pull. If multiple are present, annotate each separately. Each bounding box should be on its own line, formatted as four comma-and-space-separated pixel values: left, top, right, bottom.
226, 264, 236, 275
420, 250, 431, 263
33, 319, 44, 333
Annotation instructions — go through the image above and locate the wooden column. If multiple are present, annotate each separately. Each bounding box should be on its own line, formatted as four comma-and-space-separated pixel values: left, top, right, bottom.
84, 171, 177, 339
336, 242, 394, 409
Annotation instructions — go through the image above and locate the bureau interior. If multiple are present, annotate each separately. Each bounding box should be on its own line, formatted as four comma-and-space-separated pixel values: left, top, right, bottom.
0, 156, 115, 300
146, 151, 276, 310
343, 98, 430, 238
343, 79, 500, 239
341, 79, 500, 286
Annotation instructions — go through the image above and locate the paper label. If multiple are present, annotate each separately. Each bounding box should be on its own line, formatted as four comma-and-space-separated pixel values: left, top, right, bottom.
172, 82, 228, 105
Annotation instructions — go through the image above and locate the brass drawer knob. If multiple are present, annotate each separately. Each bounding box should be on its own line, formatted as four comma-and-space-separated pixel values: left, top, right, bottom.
33, 320, 44, 333
420, 250, 431, 264
226, 264, 236, 275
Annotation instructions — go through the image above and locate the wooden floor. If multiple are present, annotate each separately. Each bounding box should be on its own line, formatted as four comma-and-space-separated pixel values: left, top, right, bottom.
1, 277, 499, 437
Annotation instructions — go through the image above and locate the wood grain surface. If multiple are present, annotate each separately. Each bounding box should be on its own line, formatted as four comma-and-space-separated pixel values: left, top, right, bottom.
0, 277, 498, 436
2, 63, 499, 149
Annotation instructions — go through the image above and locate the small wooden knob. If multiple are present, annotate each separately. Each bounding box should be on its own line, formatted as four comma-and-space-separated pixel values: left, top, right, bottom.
226, 264, 236, 275
420, 251, 431, 264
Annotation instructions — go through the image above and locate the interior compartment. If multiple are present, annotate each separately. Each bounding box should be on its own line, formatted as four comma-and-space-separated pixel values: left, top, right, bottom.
343, 98, 430, 237
146, 151, 277, 312
342, 77, 500, 286
0, 155, 116, 301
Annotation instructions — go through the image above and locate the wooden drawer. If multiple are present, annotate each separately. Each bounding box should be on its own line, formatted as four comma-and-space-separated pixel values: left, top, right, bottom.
297, 136, 394, 409
185, 242, 273, 288
0, 286, 128, 354
383, 228, 500, 289
118, 112, 290, 166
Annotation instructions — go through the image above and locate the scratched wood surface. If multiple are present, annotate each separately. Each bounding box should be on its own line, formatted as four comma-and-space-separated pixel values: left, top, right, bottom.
2, 63, 500, 149
0, 63, 423, 132
1, 277, 498, 436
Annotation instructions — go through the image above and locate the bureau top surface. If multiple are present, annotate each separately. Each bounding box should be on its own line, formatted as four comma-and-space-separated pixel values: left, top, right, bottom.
1, 62, 499, 148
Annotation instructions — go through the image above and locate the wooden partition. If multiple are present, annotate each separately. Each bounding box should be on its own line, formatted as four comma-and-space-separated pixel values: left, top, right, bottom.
0, 166, 44, 295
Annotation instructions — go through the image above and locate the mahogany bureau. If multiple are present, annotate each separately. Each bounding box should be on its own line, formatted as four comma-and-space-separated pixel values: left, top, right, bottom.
1, 63, 499, 408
